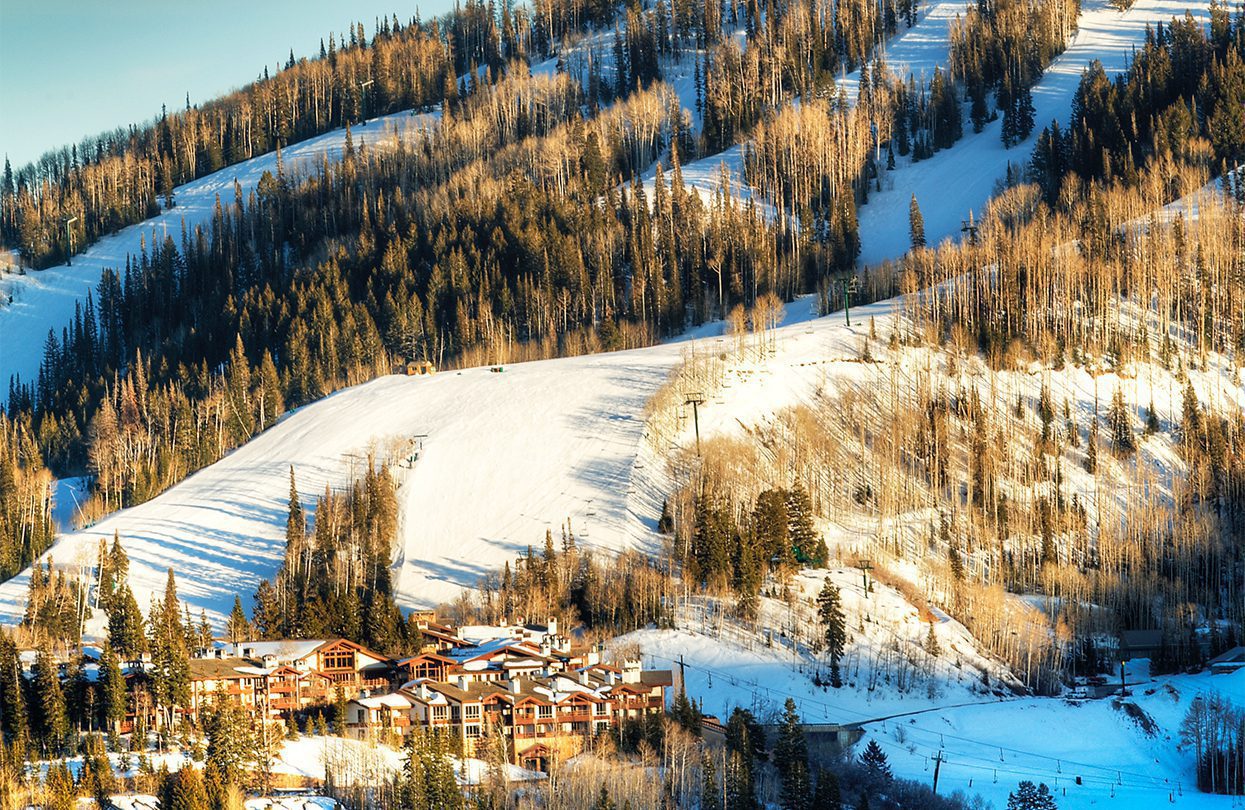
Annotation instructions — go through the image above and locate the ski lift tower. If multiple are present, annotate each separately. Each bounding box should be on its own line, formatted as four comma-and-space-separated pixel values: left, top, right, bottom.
683, 392, 706, 457
359, 79, 374, 125
838, 275, 860, 327
407, 433, 428, 468
64, 217, 78, 265
856, 558, 874, 597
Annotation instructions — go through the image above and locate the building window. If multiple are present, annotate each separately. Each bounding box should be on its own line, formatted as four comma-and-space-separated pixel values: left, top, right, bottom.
464, 704, 481, 720
465, 724, 481, 739
432, 706, 447, 721
538, 705, 553, 719
322, 650, 354, 670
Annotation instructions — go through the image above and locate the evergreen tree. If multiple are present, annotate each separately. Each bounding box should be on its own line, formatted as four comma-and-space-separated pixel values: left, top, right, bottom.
1108, 388, 1135, 453
0, 633, 28, 744
817, 578, 847, 687
163, 765, 210, 810
658, 498, 674, 534
813, 767, 842, 809
204, 698, 255, 786
858, 739, 892, 782
672, 687, 702, 735
402, 729, 464, 810
148, 569, 190, 736
1006, 780, 1058, 810
99, 643, 126, 736
1085, 422, 1099, 473
31, 646, 69, 755
702, 751, 723, 810
774, 698, 812, 810
227, 595, 250, 645
42, 761, 76, 810
108, 583, 146, 660
908, 194, 926, 250
786, 485, 826, 565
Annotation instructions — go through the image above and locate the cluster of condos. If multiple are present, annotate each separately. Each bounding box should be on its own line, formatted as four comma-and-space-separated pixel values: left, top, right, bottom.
173, 615, 670, 772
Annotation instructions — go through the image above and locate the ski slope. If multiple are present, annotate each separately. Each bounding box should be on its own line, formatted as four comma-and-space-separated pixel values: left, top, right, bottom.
836, 0, 971, 101
856, 0, 1211, 264
641, 0, 969, 215
0, 340, 684, 623
3, 240, 1240, 627
0, 110, 439, 403
0, 293, 879, 624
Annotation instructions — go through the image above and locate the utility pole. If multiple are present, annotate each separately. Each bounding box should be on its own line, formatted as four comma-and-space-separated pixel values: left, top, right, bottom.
64, 216, 78, 265
359, 79, 375, 125
684, 393, 705, 457
932, 750, 945, 793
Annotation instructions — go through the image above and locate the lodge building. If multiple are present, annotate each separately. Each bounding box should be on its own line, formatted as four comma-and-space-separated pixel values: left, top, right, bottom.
154, 617, 670, 771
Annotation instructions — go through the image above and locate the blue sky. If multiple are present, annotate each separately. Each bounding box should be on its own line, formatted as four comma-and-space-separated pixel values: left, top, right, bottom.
0, 1, 455, 169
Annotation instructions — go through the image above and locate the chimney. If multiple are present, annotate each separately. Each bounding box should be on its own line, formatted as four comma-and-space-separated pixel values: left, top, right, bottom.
418, 683, 430, 700
579, 671, 590, 686
547, 618, 558, 636
607, 672, 618, 685
509, 677, 522, 694
456, 675, 469, 690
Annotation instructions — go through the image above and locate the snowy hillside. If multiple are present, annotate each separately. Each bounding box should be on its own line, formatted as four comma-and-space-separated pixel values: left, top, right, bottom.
619, 559, 1245, 808
855, 0, 1212, 264
621, 566, 1020, 726
0, 337, 685, 623
0, 109, 439, 402
4, 213, 1240, 625
645, 0, 1213, 266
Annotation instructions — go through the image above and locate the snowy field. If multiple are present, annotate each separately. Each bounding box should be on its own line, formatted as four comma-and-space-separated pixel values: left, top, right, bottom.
866, 668, 1245, 809
0, 109, 440, 403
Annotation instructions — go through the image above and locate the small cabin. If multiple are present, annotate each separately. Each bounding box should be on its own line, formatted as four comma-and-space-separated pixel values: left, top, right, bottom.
396, 360, 436, 376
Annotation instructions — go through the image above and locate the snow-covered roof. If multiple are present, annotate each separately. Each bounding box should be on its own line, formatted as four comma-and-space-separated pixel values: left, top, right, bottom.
354, 693, 412, 709
228, 640, 328, 661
